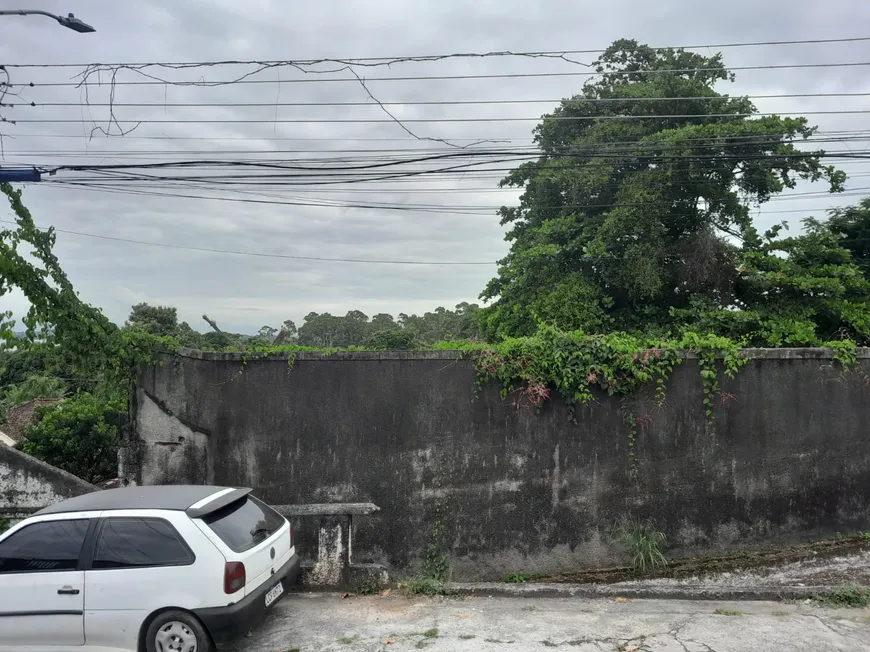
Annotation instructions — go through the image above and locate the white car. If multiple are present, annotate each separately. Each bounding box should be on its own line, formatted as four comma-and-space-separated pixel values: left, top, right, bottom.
0, 485, 300, 652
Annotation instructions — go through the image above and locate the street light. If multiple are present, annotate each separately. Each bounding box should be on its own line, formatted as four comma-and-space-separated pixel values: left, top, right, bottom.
0, 10, 95, 33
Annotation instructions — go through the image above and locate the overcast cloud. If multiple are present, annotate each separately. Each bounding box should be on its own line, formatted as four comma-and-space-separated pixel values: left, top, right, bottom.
1, 0, 869, 333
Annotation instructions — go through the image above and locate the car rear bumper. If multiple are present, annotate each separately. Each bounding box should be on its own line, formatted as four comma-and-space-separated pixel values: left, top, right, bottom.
194, 554, 300, 648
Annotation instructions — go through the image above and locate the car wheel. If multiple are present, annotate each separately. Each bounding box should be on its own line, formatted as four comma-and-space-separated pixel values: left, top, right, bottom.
145, 610, 214, 652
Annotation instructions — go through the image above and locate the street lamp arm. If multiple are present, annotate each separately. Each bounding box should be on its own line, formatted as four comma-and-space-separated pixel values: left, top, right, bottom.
0, 9, 95, 32
0, 9, 58, 19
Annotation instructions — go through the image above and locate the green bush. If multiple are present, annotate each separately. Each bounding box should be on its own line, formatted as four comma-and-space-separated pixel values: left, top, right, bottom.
19, 392, 123, 484
363, 328, 419, 350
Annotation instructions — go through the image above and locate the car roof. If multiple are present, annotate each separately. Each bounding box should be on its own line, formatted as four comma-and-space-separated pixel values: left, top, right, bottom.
35, 485, 251, 516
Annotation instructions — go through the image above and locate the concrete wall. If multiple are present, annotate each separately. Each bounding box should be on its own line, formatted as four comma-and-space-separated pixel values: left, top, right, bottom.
0, 444, 99, 524
126, 349, 870, 580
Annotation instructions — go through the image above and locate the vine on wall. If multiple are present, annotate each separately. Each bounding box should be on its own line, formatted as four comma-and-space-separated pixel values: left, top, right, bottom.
470, 324, 862, 455
160, 324, 861, 460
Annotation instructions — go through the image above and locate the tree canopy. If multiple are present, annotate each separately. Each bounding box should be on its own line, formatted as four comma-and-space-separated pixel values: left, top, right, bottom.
479, 39, 859, 344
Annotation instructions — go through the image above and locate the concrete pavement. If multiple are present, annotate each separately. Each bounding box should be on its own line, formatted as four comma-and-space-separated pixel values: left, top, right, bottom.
230, 593, 870, 652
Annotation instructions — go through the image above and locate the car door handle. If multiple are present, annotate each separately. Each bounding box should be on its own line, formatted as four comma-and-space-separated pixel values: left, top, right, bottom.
57, 587, 80, 595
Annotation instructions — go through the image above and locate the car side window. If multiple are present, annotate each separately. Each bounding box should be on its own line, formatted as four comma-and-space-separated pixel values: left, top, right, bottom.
92, 517, 194, 570
0, 519, 89, 574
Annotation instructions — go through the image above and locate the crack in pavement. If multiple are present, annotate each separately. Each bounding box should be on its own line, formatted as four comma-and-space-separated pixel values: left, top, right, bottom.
811, 613, 869, 646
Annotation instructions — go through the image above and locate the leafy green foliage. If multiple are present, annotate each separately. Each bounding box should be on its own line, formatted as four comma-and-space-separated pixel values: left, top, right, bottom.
1, 184, 173, 400
402, 577, 452, 597
0, 517, 8, 534
612, 516, 669, 574
363, 327, 419, 350
480, 39, 848, 340
19, 392, 125, 484
125, 303, 180, 338
503, 572, 543, 584
812, 585, 870, 608
825, 197, 870, 281
353, 580, 382, 596
473, 323, 743, 428
0, 374, 67, 426
675, 218, 870, 346
423, 501, 450, 583
294, 304, 481, 349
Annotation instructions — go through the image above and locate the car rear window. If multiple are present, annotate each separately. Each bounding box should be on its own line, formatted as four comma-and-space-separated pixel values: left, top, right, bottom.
201, 495, 285, 553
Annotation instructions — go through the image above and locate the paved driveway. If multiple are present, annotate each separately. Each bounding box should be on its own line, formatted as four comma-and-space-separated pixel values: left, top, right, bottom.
230, 593, 870, 651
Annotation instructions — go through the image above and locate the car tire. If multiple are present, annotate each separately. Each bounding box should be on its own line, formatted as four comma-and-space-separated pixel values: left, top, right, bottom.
145, 610, 214, 652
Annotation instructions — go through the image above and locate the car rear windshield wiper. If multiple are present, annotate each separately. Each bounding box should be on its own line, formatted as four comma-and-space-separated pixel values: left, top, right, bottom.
251, 526, 274, 540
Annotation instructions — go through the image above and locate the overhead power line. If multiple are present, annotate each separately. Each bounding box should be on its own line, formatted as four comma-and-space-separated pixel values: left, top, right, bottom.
9, 130, 870, 160
5, 35, 870, 68
0, 218, 496, 265
14, 91, 870, 109
12, 109, 870, 125
8, 129, 870, 146
7, 61, 870, 88
38, 178, 870, 215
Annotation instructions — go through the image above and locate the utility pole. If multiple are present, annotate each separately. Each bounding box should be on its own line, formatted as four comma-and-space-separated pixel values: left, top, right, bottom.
0, 10, 95, 33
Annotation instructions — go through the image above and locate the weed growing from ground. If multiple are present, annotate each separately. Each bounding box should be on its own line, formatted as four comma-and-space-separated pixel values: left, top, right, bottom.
612, 516, 668, 573
402, 577, 453, 597
813, 586, 870, 608
713, 608, 744, 616
503, 572, 543, 584
354, 580, 381, 596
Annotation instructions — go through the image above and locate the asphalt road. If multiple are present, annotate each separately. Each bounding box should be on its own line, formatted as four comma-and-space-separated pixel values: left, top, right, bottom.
230, 593, 870, 652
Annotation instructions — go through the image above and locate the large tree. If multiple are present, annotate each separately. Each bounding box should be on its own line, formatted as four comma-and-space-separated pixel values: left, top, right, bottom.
824, 197, 870, 281
125, 303, 179, 338
480, 39, 846, 339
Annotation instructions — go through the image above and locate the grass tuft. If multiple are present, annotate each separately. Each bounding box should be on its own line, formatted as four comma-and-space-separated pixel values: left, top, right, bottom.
354, 580, 382, 596
813, 585, 870, 608
402, 577, 453, 597
612, 516, 668, 573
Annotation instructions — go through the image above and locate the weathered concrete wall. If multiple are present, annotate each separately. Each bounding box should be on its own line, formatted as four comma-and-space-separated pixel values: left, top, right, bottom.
127, 349, 870, 580
0, 444, 99, 523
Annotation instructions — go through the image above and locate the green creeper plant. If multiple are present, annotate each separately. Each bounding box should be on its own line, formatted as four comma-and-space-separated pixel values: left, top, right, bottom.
472, 323, 748, 452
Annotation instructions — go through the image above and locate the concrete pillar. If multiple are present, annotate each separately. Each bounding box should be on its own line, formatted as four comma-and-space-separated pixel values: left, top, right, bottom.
307, 514, 351, 586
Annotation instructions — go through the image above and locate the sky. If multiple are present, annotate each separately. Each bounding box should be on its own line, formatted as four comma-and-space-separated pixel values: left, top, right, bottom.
1, 0, 869, 334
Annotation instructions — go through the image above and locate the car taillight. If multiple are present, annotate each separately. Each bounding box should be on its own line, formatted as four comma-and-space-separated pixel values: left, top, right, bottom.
224, 561, 246, 594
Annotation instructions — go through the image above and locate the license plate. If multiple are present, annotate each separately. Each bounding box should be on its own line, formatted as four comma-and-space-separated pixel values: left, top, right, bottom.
265, 581, 284, 607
